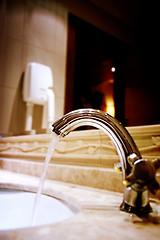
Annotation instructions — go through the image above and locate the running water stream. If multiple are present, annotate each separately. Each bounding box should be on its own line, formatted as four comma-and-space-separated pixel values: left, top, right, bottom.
31, 133, 60, 226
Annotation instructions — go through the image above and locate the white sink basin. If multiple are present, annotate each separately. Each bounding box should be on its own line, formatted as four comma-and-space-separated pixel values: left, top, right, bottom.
0, 189, 77, 230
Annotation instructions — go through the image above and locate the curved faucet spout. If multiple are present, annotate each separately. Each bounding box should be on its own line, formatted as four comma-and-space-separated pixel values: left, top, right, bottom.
52, 109, 159, 216
52, 108, 141, 179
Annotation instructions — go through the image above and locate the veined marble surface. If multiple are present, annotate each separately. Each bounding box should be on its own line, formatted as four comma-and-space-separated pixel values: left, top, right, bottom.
0, 170, 160, 240
0, 125, 160, 161
0, 125, 160, 239
0, 125, 160, 192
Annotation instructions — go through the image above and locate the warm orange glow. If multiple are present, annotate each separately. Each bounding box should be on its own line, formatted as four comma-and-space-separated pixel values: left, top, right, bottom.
106, 104, 115, 117
105, 97, 115, 117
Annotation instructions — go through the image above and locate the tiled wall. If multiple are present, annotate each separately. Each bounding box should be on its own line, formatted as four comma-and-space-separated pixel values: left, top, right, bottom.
0, 0, 67, 135
0, 0, 138, 135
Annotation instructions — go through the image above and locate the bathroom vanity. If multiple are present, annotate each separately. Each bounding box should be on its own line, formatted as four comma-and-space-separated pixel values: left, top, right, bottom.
0, 124, 160, 239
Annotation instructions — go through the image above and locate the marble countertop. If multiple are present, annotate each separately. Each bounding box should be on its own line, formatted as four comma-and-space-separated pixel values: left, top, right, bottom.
0, 170, 160, 240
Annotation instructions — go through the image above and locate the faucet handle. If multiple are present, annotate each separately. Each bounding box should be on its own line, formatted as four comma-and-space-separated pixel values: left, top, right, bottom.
125, 158, 160, 195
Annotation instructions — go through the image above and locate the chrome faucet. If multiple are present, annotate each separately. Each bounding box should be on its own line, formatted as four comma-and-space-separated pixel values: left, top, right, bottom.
52, 108, 160, 217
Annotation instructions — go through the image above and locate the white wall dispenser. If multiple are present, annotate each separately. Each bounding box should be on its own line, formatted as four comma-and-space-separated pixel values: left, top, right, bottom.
22, 62, 55, 133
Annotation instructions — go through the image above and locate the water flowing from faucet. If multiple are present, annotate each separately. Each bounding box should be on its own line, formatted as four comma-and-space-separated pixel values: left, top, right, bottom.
31, 133, 60, 226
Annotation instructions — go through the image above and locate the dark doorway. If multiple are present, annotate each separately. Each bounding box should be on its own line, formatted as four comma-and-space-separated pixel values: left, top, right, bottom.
65, 14, 130, 125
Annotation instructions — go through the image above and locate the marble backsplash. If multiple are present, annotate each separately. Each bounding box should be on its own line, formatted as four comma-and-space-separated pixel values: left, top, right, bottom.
0, 125, 160, 192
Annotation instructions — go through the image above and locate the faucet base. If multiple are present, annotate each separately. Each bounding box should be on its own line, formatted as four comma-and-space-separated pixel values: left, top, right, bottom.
120, 201, 153, 217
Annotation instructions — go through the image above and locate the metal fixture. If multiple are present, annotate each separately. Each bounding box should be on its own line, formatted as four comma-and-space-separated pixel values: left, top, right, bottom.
52, 108, 160, 216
